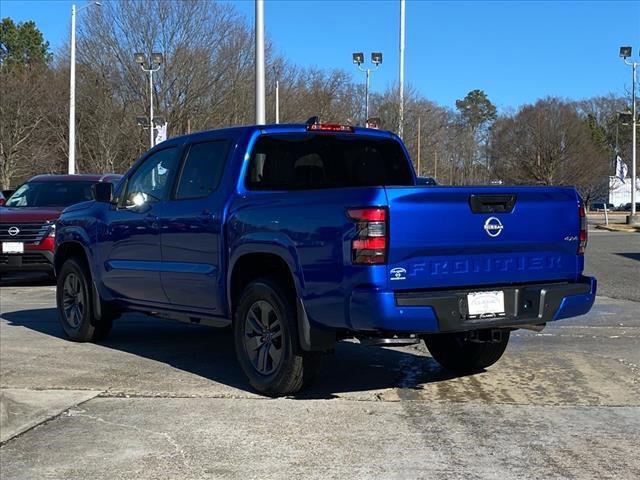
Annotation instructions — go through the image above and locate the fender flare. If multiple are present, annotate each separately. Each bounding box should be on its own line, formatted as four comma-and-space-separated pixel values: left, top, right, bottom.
227, 233, 304, 311
54, 227, 94, 276
227, 234, 335, 352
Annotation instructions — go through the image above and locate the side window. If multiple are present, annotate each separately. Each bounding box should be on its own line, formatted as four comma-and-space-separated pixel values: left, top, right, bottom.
175, 140, 229, 200
124, 148, 178, 207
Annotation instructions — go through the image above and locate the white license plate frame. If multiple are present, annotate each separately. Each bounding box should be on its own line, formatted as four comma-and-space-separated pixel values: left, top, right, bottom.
467, 290, 505, 319
2, 242, 24, 254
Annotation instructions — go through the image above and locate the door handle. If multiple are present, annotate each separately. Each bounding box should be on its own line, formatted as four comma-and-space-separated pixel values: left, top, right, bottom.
200, 209, 216, 221
145, 213, 159, 228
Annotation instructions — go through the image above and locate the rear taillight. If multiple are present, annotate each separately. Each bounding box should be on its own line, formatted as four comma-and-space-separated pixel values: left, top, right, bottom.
347, 207, 387, 265
307, 123, 354, 133
578, 204, 587, 255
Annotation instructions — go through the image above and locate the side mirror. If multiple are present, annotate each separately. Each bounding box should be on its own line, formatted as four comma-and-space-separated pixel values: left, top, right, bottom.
2, 189, 15, 199
92, 182, 114, 203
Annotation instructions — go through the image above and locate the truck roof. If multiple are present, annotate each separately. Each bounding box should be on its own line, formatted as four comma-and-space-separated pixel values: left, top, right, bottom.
28, 174, 123, 183
165, 123, 396, 145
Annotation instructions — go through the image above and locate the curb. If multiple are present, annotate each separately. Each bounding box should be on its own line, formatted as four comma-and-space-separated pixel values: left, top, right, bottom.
595, 224, 640, 233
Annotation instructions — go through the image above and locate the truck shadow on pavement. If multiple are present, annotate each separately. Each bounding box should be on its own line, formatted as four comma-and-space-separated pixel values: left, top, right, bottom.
2, 307, 469, 399
615, 252, 640, 262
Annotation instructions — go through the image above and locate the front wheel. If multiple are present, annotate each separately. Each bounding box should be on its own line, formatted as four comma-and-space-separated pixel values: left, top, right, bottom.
56, 257, 112, 342
234, 278, 320, 397
423, 330, 510, 372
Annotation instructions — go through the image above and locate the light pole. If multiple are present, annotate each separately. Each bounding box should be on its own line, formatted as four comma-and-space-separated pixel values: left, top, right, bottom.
273, 66, 280, 124
353, 52, 382, 125
407, 107, 433, 177
255, 0, 266, 124
399, 0, 405, 138
620, 46, 638, 224
134, 52, 163, 149
416, 116, 421, 175
617, 111, 633, 156
618, 110, 633, 143
68, 1, 101, 175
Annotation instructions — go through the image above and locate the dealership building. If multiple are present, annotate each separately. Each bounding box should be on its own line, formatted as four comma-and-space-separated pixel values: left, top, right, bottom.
609, 177, 640, 207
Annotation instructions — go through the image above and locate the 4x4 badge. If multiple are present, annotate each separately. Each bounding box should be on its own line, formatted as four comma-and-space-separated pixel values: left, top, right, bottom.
390, 267, 407, 280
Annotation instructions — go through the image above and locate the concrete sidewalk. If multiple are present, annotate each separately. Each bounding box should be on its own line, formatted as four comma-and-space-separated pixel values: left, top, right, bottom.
0, 388, 101, 443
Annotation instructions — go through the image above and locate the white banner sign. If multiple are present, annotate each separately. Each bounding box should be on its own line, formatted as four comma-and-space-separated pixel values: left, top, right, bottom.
155, 123, 168, 144
615, 155, 628, 183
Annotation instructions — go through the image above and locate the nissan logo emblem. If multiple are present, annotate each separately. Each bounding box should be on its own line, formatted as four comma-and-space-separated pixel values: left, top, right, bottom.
483, 217, 503, 238
8, 226, 20, 236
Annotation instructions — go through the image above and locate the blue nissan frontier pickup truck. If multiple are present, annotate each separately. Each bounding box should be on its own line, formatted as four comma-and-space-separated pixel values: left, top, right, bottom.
54, 122, 596, 396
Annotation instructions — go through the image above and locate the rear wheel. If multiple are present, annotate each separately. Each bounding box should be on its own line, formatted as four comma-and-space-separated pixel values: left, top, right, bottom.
56, 257, 113, 342
423, 329, 510, 372
234, 278, 320, 397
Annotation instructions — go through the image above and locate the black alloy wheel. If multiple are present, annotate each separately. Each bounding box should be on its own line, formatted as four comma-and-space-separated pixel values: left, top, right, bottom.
243, 299, 284, 375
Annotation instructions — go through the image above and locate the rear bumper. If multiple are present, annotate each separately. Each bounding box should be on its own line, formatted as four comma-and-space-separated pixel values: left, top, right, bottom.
348, 276, 597, 334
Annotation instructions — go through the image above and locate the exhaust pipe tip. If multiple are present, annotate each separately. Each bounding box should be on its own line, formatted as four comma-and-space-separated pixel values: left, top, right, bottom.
518, 323, 547, 333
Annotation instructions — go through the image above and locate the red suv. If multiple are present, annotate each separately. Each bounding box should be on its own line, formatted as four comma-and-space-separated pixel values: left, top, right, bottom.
0, 174, 121, 276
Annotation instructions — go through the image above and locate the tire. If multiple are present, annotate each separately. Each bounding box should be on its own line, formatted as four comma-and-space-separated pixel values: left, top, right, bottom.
234, 277, 321, 397
56, 257, 113, 342
423, 330, 510, 372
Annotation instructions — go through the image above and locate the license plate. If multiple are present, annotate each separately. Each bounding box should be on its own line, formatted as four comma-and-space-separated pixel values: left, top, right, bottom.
467, 291, 505, 319
2, 242, 24, 254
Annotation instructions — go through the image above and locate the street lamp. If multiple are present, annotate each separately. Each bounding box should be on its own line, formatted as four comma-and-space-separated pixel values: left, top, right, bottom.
353, 51, 382, 125
134, 52, 164, 148
273, 66, 280, 124
68, 1, 101, 175
619, 45, 638, 224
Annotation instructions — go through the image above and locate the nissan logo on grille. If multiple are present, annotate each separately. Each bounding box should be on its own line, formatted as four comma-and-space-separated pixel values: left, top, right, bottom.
8, 226, 20, 236
483, 217, 503, 237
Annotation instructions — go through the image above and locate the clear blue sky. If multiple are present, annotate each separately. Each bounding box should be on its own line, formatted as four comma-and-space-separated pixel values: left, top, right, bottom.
2, 0, 639, 110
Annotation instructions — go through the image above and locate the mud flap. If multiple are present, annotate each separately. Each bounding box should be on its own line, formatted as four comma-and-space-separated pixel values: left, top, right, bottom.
92, 281, 102, 324
296, 299, 335, 352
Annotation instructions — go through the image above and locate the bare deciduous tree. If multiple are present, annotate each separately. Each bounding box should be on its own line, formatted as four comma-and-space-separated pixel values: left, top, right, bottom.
490, 98, 607, 203
0, 2, 624, 198
0, 66, 49, 188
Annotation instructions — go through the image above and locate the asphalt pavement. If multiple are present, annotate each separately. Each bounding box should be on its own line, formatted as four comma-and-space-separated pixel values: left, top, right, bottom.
0, 230, 638, 479
584, 229, 640, 302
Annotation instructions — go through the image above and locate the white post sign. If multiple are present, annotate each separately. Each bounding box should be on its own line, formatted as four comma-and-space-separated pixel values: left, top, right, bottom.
155, 123, 168, 145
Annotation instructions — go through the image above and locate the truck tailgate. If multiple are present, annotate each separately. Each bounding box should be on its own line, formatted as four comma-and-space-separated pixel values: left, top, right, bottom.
384, 186, 582, 290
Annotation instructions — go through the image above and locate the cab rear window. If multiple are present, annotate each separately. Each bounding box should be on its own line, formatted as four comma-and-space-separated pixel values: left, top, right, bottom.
246, 133, 414, 190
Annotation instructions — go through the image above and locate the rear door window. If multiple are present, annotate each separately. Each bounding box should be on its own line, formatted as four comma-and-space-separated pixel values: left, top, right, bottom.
175, 140, 229, 199
246, 133, 414, 190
